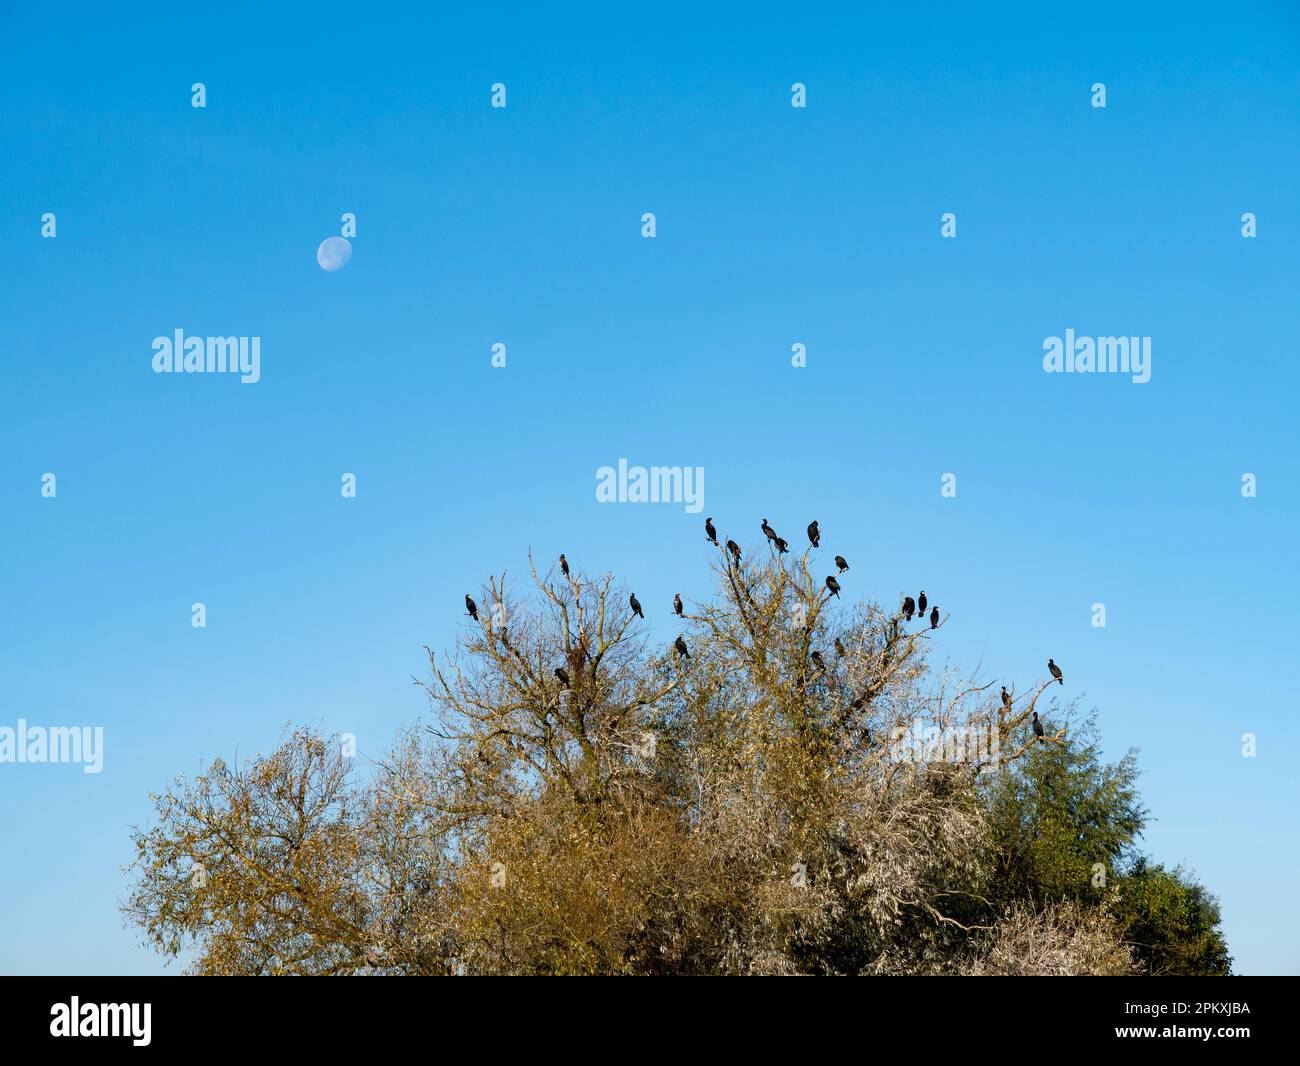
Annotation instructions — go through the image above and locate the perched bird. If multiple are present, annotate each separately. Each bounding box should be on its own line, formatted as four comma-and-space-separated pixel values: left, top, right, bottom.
774, 536, 790, 554
554, 667, 570, 688
825, 575, 841, 597
1032, 711, 1045, 743
761, 518, 779, 543
465, 595, 479, 620
808, 520, 821, 548
705, 517, 719, 545
726, 539, 742, 564
1001, 686, 1012, 712
674, 635, 690, 658
834, 555, 850, 573
559, 553, 570, 578
902, 596, 915, 621
835, 637, 847, 657
673, 593, 684, 616
630, 593, 644, 619
1048, 658, 1064, 685
929, 606, 939, 629
917, 591, 927, 617
810, 650, 826, 671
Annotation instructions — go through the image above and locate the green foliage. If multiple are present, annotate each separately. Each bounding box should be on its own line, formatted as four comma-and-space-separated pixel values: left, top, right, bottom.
1112, 860, 1233, 976
984, 711, 1145, 906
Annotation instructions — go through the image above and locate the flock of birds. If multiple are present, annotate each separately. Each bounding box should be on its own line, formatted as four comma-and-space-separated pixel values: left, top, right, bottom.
461, 515, 1067, 742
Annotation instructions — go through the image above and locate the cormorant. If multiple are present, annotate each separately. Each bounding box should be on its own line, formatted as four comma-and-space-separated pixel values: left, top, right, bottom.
762, 519, 779, 543
559, 553, 570, 578
465, 595, 478, 620
1048, 658, 1063, 685
674, 635, 690, 658
808, 520, 820, 547
929, 606, 939, 629
835, 637, 847, 657
673, 593, 683, 616
825, 575, 841, 597
775, 537, 790, 554
835, 555, 850, 573
630, 593, 644, 619
705, 517, 719, 545
1032, 711, 1045, 742
1001, 686, 1011, 712
726, 539, 741, 564
902, 596, 915, 621
810, 650, 826, 670
917, 591, 927, 617
555, 667, 570, 688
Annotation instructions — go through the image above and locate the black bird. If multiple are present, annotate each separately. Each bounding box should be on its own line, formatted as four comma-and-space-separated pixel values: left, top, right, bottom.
825, 575, 841, 598
630, 593, 644, 619
761, 518, 779, 543
705, 517, 719, 545
1001, 686, 1012, 712
774, 536, 790, 554
1032, 711, 1045, 742
1048, 658, 1064, 685
810, 650, 826, 671
929, 606, 939, 629
465, 594, 478, 620
834, 555, 850, 573
555, 667, 570, 688
835, 637, 847, 657
726, 539, 742, 564
917, 591, 927, 617
902, 596, 915, 621
674, 635, 690, 658
674, 593, 684, 616
808, 520, 820, 548
559, 553, 570, 578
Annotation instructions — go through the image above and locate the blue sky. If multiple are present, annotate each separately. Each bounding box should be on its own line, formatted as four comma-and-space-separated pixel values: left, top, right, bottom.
1, 1, 1297, 974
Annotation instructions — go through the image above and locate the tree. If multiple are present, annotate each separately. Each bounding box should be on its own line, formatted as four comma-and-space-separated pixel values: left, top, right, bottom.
124, 535, 1228, 974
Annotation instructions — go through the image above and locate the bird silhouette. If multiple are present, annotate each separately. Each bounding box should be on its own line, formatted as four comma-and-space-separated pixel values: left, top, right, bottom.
929, 606, 939, 629
1048, 658, 1063, 685
555, 667, 570, 688
465, 595, 478, 620
673, 593, 683, 616
917, 591, 927, 617
761, 519, 779, 543
808, 520, 820, 547
1001, 686, 1012, 712
559, 553, 570, 578
630, 593, 644, 619
726, 539, 741, 565
705, 517, 719, 545
810, 650, 826, 671
835, 637, 847, 657
902, 596, 915, 621
1032, 711, 1045, 742
835, 555, 850, 573
825, 575, 841, 597
774, 536, 790, 554
674, 635, 690, 658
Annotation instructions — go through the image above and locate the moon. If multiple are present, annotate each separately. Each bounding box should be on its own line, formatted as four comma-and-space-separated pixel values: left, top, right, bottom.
316, 236, 352, 272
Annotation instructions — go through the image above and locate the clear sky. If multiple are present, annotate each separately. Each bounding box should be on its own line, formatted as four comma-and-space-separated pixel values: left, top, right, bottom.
1, 1, 1297, 975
